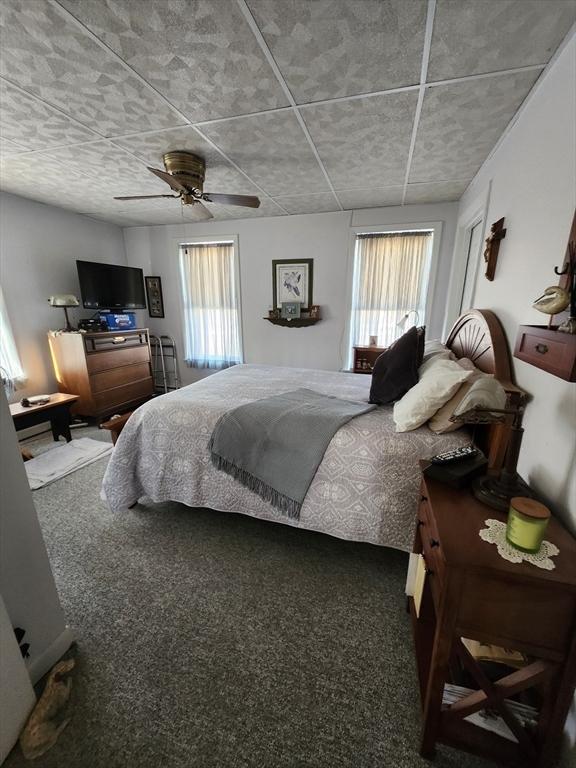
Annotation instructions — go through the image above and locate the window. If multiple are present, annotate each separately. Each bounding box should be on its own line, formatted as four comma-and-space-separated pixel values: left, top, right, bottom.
179, 240, 243, 369
0, 284, 25, 387
348, 230, 433, 366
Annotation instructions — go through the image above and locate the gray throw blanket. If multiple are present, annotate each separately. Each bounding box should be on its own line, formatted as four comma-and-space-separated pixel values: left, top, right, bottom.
208, 388, 375, 519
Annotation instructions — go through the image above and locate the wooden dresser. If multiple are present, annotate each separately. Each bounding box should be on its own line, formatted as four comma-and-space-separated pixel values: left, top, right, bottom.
48, 329, 154, 420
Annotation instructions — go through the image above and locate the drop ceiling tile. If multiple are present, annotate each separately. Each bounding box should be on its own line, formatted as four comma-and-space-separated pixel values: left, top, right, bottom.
0, 137, 26, 157
222, 197, 286, 219
337, 187, 404, 210
428, 0, 576, 81
113, 127, 262, 197
200, 111, 329, 196
404, 180, 468, 204
272, 192, 340, 215
58, 0, 289, 122
82, 212, 140, 227
302, 91, 418, 189
410, 71, 541, 183
0, 0, 184, 137
0, 79, 97, 150
37, 141, 164, 193
247, 0, 426, 103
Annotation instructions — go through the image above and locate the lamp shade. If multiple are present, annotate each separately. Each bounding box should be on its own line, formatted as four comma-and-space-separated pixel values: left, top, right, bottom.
48, 294, 79, 307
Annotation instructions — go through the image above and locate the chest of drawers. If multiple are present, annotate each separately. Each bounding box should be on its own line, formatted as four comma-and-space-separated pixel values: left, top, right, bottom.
48, 329, 154, 419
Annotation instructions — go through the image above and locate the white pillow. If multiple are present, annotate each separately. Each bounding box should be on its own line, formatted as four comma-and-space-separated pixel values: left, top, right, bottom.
393, 357, 475, 432
422, 340, 454, 365
453, 377, 507, 419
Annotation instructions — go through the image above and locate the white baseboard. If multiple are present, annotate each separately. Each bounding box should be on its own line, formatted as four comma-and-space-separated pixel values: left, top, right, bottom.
27, 626, 76, 685
17, 423, 51, 442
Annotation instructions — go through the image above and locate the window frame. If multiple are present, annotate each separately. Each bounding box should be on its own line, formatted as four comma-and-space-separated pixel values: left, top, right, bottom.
343, 221, 443, 367
177, 234, 244, 368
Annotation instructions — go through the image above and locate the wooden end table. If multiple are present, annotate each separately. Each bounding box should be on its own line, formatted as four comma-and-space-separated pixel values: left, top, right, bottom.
10, 393, 79, 443
410, 474, 576, 768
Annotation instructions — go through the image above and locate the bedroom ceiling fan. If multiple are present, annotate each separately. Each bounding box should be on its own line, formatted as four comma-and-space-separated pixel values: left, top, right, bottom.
114, 151, 260, 220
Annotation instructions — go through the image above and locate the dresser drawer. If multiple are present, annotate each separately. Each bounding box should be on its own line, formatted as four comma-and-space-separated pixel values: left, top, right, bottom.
86, 344, 150, 374
514, 325, 576, 381
417, 496, 445, 603
90, 362, 151, 393
93, 378, 153, 412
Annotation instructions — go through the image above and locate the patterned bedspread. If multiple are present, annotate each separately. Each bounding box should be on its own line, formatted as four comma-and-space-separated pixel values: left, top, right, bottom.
102, 365, 468, 551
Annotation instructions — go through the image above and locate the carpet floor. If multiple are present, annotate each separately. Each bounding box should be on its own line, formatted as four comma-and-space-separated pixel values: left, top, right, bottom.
6, 427, 495, 768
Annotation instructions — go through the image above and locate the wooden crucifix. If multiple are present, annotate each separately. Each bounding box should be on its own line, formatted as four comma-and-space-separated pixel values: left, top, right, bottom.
483, 217, 507, 281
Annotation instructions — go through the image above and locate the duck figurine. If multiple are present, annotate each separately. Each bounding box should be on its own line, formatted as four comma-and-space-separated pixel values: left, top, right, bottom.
532, 285, 570, 315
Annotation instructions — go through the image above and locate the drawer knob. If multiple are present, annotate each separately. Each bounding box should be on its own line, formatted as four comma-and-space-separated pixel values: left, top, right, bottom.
535, 343, 548, 354
425, 568, 433, 576
420, 495, 428, 502
429, 538, 440, 548
417, 519, 425, 527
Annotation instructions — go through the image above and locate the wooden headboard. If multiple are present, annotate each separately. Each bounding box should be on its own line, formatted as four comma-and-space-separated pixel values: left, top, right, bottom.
444, 309, 524, 470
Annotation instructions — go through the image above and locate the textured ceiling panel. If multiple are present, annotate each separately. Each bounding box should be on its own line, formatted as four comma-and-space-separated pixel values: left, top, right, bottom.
0, 80, 98, 150
247, 0, 426, 102
404, 180, 469, 204
337, 187, 404, 210
302, 91, 418, 189
222, 197, 286, 219
272, 192, 340, 215
58, 0, 290, 122
200, 111, 330, 196
113, 126, 262, 196
0, 0, 183, 136
409, 70, 541, 183
429, 0, 576, 81
0, 137, 27, 157
36, 141, 166, 193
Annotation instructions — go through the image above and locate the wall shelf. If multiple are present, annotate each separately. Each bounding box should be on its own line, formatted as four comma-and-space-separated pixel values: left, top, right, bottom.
263, 316, 320, 328
514, 325, 576, 381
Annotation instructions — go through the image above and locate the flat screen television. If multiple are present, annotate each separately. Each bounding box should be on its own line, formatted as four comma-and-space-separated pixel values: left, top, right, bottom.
77, 260, 146, 310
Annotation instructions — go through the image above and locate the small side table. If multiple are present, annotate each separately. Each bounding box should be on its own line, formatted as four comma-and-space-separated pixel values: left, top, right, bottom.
352, 345, 386, 373
410, 474, 576, 768
10, 393, 79, 443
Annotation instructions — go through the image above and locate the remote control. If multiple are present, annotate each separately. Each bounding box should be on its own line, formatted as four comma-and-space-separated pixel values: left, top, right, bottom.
430, 445, 479, 465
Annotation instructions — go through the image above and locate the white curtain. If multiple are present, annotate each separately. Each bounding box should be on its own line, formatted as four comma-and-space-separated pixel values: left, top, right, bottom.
0, 285, 25, 387
179, 242, 243, 369
348, 231, 432, 365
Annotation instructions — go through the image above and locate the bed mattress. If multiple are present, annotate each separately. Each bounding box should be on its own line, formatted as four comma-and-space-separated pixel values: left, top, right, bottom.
102, 364, 469, 551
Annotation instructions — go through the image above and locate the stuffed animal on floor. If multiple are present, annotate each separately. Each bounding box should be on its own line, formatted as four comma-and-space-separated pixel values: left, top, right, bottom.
19, 657, 75, 760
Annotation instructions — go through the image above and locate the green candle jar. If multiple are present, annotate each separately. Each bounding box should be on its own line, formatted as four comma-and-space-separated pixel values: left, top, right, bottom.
506, 497, 550, 553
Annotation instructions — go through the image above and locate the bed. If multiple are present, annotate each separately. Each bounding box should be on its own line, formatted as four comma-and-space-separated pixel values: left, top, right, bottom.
102, 310, 518, 552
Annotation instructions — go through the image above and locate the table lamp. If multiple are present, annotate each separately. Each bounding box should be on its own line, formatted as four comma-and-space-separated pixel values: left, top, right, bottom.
48, 295, 79, 331
449, 400, 537, 511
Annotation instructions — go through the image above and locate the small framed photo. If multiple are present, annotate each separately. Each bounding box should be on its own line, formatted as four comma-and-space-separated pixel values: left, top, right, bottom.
272, 259, 313, 309
281, 301, 301, 319
145, 276, 164, 318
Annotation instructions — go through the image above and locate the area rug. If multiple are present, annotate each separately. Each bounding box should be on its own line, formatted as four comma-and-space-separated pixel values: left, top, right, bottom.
25, 438, 113, 490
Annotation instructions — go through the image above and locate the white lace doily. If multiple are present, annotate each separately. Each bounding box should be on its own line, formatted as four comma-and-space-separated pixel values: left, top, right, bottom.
479, 519, 559, 570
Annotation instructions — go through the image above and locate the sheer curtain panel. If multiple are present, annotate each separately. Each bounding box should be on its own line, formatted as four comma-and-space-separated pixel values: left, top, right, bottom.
0, 285, 25, 386
179, 242, 243, 369
348, 231, 432, 365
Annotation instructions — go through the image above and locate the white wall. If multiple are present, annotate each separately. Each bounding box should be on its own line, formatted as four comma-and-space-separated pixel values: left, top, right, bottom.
124, 202, 458, 387
454, 33, 576, 536
0, 390, 73, 686
0, 193, 127, 399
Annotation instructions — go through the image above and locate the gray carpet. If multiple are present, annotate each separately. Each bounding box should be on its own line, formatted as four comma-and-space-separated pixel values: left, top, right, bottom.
6, 427, 494, 768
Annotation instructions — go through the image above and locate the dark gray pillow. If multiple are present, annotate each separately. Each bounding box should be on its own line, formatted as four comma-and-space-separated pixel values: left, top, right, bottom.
369, 326, 425, 405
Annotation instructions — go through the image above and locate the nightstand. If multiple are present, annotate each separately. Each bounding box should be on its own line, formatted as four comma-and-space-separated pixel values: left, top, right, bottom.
352, 345, 385, 373
410, 475, 576, 768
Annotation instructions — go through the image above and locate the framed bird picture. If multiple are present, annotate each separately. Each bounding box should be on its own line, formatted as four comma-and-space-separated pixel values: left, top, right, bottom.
272, 259, 313, 310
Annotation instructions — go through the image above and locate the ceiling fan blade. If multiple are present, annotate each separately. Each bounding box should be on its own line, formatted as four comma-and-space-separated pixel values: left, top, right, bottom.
114, 194, 180, 201
147, 167, 189, 194
202, 192, 260, 208
188, 201, 213, 221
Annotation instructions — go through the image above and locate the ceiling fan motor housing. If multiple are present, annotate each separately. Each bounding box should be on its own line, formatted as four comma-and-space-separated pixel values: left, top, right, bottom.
163, 151, 205, 193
